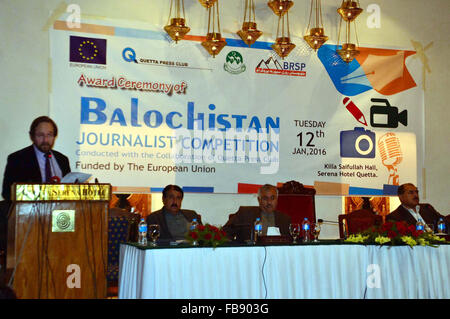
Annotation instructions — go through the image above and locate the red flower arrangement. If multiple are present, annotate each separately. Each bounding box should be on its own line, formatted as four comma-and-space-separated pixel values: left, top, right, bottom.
346, 220, 447, 247
377, 221, 422, 241
186, 224, 229, 247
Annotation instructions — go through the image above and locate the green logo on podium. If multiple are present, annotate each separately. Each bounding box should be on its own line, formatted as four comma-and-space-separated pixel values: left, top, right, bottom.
52, 210, 75, 232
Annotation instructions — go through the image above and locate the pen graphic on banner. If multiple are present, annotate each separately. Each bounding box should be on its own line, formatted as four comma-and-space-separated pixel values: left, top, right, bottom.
343, 97, 367, 126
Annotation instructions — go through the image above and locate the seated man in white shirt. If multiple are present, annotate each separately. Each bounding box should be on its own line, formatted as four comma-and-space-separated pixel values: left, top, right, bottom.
386, 183, 446, 231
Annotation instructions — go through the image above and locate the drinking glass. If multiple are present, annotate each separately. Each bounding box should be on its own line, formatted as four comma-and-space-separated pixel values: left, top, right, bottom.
289, 223, 300, 244
312, 223, 321, 242
148, 224, 160, 246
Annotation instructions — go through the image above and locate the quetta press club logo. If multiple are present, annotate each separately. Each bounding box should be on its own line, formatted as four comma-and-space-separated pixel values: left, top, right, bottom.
224, 51, 246, 75
69, 36, 107, 65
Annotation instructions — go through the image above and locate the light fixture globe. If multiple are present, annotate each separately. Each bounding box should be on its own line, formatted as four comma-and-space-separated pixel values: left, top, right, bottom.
303, 27, 328, 51
198, 0, 218, 8
201, 32, 227, 57
237, 22, 263, 47
336, 43, 360, 63
337, 0, 363, 22
267, 0, 294, 17
164, 18, 190, 43
271, 36, 296, 59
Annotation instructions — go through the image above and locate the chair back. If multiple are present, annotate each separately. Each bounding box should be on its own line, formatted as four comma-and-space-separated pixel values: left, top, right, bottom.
444, 215, 450, 240
276, 181, 316, 224
107, 208, 140, 282
338, 209, 383, 238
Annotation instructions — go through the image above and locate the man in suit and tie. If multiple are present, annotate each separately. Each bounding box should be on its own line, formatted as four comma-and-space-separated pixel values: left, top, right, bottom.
146, 185, 202, 241
2, 116, 71, 201
386, 183, 446, 230
1, 116, 71, 276
223, 184, 291, 242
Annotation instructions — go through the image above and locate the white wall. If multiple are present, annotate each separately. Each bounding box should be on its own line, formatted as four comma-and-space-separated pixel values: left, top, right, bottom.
1, 1, 449, 238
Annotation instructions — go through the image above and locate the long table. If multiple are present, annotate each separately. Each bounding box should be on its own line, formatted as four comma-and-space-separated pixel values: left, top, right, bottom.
118, 242, 450, 299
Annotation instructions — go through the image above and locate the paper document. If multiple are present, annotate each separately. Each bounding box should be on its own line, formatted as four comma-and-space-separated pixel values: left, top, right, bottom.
267, 227, 281, 236
61, 172, 92, 183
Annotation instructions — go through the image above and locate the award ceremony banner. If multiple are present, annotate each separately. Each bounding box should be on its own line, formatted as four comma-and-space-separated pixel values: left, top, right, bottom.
50, 19, 423, 195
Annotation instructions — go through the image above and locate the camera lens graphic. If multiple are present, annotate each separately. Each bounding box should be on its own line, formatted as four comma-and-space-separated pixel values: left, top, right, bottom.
354, 135, 374, 156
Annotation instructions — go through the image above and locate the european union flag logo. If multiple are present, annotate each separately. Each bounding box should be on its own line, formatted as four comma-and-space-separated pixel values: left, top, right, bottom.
70, 36, 106, 64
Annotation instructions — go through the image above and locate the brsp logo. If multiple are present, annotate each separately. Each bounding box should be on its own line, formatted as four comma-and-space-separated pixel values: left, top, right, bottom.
122, 47, 137, 63
282, 61, 306, 72
255, 57, 306, 77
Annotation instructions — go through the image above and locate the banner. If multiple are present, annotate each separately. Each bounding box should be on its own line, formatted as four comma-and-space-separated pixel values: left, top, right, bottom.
50, 20, 423, 195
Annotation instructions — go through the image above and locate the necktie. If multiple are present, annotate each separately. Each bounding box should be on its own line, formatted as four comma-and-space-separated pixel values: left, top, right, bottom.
45, 152, 52, 183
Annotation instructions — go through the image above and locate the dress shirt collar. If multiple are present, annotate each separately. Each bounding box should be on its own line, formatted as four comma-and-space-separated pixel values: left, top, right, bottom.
403, 204, 421, 221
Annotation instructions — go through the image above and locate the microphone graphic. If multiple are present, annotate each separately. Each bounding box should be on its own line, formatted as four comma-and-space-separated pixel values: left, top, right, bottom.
377, 133, 403, 185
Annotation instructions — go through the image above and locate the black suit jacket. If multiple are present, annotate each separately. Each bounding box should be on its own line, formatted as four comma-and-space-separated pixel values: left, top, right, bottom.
386, 204, 445, 228
146, 208, 202, 240
2, 145, 71, 200
223, 206, 292, 242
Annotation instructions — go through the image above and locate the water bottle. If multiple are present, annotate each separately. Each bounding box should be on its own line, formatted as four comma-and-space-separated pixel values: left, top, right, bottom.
302, 218, 311, 242
253, 218, 262, 244
190, 218, 199, 231
190, 218, 199, 246
138, 218, 148, 245
437, 218, 446, 234
416, 218, 425, 232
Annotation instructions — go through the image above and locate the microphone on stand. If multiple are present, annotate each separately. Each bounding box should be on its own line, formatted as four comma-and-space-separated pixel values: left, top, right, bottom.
317, 219, 339, 225
45, 152, 61, 183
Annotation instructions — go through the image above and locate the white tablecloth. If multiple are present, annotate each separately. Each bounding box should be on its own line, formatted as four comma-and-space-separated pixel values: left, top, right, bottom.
118, 244, 450, 299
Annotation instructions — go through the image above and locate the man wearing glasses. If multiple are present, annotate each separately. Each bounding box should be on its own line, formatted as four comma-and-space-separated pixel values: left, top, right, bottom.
1, 116, 71, 201
1, 116, 71, 280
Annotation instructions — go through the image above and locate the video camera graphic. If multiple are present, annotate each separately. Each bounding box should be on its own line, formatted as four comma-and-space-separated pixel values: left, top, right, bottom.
340, 127, 376, 158
370, 98, 408, 128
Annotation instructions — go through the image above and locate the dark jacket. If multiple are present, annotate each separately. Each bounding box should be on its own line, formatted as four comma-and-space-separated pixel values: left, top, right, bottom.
146, 208, 202, 240
386, 203, 445, 228
2, 145, 71, 200
223, 206, 292, 242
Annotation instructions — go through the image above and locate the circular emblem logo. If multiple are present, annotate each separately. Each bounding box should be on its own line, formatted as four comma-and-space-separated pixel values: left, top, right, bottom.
224, 51, 246, 74
56, 212, 71, 230
78, 40, 99, 61
122, 47, 137, 63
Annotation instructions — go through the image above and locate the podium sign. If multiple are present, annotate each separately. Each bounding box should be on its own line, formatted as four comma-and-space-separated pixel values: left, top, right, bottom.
7, 183, 111, 299
13, 184, 110, 201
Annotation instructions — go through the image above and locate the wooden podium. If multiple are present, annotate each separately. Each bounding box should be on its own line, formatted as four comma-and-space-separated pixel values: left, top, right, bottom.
7, 183, 111, 299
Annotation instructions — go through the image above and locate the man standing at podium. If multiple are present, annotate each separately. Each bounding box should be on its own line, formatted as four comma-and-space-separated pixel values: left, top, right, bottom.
1, 116, 71, 201
1, 116, 71, 275
0, 116, 70, 279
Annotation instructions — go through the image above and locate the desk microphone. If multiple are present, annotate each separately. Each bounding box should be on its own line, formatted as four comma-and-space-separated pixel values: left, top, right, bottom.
318, 219, 339, 225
